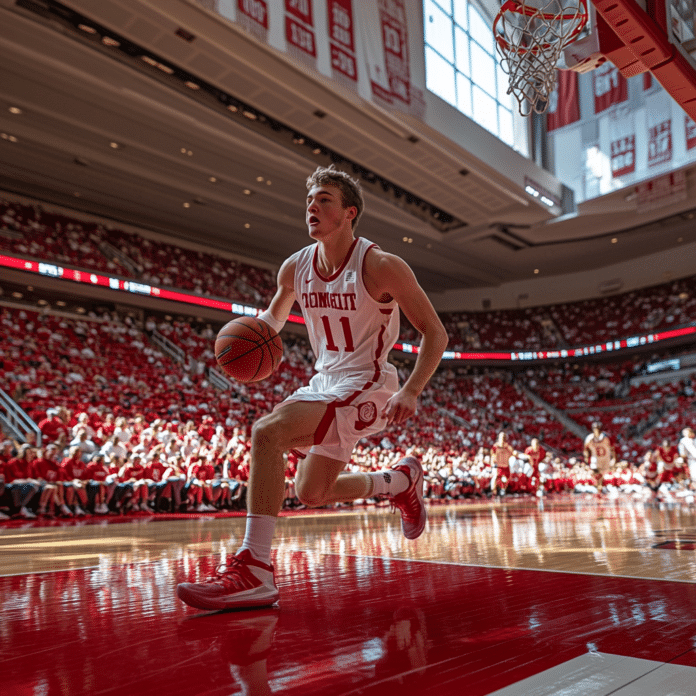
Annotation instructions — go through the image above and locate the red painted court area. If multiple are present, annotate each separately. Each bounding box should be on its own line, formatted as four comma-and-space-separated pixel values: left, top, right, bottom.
2, 550, 695, 695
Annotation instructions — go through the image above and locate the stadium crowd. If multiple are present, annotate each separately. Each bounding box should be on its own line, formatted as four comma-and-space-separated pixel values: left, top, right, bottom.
1, 197, 696, 520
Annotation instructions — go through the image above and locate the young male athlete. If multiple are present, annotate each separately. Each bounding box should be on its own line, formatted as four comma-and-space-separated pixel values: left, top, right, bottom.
583, 421, 615, 493
178, 165, 448, 610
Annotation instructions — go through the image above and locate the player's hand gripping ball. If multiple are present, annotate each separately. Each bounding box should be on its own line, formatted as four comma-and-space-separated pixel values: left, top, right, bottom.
215, 316, 283, 383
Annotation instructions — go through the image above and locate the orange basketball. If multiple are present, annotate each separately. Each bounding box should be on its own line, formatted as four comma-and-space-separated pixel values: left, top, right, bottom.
214, 316, 283, 383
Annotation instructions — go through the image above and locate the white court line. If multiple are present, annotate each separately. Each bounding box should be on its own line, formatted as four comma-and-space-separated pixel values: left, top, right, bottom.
317, 551, 696, 584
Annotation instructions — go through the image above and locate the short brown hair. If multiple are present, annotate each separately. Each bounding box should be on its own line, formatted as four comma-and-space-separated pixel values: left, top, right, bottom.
306, 164, 364, 229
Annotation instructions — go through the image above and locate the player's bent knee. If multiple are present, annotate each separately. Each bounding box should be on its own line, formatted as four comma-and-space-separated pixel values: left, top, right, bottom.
251, 415, 287, 453
294, 480, 328, 508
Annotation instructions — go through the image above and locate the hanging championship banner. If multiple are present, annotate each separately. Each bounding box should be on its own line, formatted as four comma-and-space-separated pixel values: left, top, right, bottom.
593, 64, 628, 114
234, 0, 269, 43
609, 107, 635, 178
285, 0, 316, 63
686, 115, 696, 150
328, 0, 357, 84
547, 71, 580, 132
648, 120, 672, 166
611, 135, 635, 177
357, 0, 423, 116
646, 90, 673, 167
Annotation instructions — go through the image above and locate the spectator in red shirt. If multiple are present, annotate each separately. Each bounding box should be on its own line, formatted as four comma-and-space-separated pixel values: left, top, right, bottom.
85, 453, 111, 514
60, 446, 89, 516
118, 454, 152, 514
30, 444, 69, 516
4, 443, 40, 518
190, 455, 220, 511
37, 408, 68, 445
145, 452, 169, 512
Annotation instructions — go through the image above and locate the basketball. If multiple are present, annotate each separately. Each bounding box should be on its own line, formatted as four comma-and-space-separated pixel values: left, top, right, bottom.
214, 316, 283, 383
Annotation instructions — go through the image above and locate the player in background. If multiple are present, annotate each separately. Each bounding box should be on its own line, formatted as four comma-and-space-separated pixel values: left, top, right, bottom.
583, 422, 615, 494
678, 427, 696, 487
640, 450, 662, 502
656, 438, 681, 487
523, 437, 546, 498
490, 431, 519, 497
178, 165, 448, 611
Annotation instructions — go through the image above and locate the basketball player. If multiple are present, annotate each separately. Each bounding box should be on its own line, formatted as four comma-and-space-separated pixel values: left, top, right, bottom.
678, 427, 696, 485
490, 431, 519, 496
178, 165, 448, 610
656, 438, 681, 486
523, 437, 546, 497
641, 450, 662, 502
583, 421, 615, 493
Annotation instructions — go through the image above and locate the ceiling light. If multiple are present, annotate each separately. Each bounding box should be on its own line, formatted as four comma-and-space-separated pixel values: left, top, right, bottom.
110, 141, 121, 149
56, 301, 66, 307
8, 106, 22, 115
312, 147, 322, 155
611, 238, 617, 244
227, 105, 238, 113
256, 176, 264, 182
242, 110, 258, 120
209, 176, 217, 183
243, 189, 251, 195
293, 136, 305, 145
78, 24, 97, 34
266, 180, 272, 185
244, 223, 251, 229
185, 81, 200, 90
12, 292, 23, 299
76, 307, 86, 314
102, 36, 120, 47
534, 269, 539, 274
37, 299, 48, 306
183, 202, 191, 208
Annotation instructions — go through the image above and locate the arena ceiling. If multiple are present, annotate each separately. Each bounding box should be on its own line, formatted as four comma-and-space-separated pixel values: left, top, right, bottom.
1, 0, 696, 299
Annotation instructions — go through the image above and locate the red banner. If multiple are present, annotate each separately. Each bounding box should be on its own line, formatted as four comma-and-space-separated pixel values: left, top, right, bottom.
237, 0, 268, 41
648, 120, 672, 166
379, 1, 410, 107
611, 135, 635, 177
686, 115, 696, 150
328, 0, 357, 82
285, 0, 316, 59
593, 64, 628, 114
547, 71, 580, 132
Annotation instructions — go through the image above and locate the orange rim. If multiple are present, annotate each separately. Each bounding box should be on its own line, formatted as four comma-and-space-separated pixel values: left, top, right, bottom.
493, 0, 588, 55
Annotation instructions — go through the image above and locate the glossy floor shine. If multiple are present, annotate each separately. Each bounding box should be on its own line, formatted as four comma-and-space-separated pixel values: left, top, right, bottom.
1, 497, 695, 695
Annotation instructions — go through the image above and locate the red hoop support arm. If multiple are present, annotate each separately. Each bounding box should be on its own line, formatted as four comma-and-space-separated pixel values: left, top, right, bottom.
593, 0, 696, 120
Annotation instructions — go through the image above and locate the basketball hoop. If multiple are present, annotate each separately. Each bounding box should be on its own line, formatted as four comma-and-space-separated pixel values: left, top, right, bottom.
494, 0, 589, 115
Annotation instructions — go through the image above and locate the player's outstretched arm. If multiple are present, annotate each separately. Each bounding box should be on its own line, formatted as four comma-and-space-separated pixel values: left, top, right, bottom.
257, 255, 298, 334
364, 248, 448, 425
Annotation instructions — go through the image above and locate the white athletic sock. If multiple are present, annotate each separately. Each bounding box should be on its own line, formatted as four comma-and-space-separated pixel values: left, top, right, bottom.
238, 513, 277, 566
367, 469, 409, 497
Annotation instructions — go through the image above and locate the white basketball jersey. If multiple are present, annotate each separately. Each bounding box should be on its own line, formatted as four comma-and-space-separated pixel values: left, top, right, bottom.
293, 237, 399, 373
584, 433, 612, 467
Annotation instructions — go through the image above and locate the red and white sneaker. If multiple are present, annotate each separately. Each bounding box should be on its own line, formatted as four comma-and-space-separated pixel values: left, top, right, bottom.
389, 456, 427, 540
177, 549, 279, 611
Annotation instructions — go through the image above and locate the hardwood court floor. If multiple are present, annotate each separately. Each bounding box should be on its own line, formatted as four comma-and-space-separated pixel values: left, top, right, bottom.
1, 496, 695, 695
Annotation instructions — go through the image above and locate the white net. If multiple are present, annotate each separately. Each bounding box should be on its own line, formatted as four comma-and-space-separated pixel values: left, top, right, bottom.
495, 0, 588, 115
